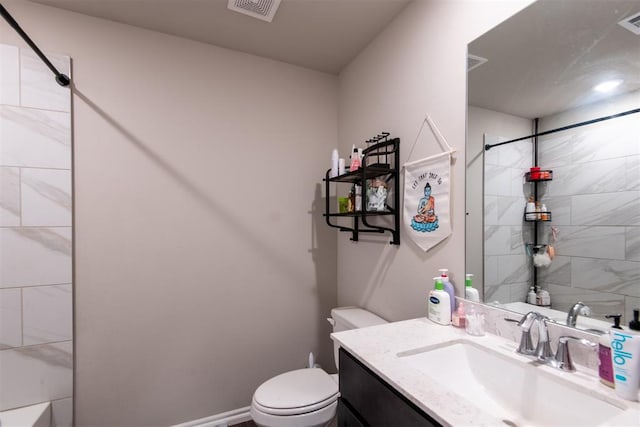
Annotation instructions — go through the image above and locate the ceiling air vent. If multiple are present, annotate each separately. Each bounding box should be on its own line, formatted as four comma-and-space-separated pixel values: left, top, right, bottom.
619, 11, 640, 35
467, 54, 488, 72
227, 0, 282, 23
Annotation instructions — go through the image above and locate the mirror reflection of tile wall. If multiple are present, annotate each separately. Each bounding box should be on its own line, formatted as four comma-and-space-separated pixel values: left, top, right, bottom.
483, 90, 640, 324
0, 43, 73, 424
537, 90, 640, 323
483, 135, 533, 304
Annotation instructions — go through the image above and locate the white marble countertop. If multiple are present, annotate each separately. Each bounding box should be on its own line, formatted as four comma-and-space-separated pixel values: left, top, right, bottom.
331, 317, 640, 426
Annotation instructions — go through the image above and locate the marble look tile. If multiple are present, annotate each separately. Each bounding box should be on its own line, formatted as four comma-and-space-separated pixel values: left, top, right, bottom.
483, 284, 510, 305
23, 284, 72, 346
483, 135, 500, 165
0, 341, 72, 411
571, 257, 640, 298
571, 114, 640, 163
498, 141, 532, 169
0, 167, 21, 226
537, 132, 574, 167
509, 225, 529, 256
548, 158, 627, 197
52, 397, 73, 427
21, 168, 72, 227
20, 50, 71, 112
0, 44, 20, 106
542, 196, 571, 225
484, 255, 499, 287
484, 225, 511, 256
509, 282, 530, 303
627, 227, 640, 262
0, 288, 22, 349
483, 195, 498, 226
484, 164, 512, 196
571, 192, 639, 226
0, 227, 72, 287
543, 164, 570, 197
483, 133, 507, 165
626, 155, 640, 191
511, 172, 529, 199
497, 196, 525, 226
554, 226, 625, 259
538, 255, 571, 286
546, 284, 625, 321
625, 296, 640, 326
0, 106, 71, 169
498, 254, 531, 284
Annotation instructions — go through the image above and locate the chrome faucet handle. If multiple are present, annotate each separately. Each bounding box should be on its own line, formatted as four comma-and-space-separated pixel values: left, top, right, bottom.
517, 311, 540, 331
534, 316, 553, 360
505, 312, 538, 356
552, 336, 597, 372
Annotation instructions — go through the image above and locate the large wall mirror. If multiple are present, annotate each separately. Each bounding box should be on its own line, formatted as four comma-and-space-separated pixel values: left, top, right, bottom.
466, 0, 640, 332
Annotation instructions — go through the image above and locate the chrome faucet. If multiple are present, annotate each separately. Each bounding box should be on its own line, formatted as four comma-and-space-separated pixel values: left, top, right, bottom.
548, 336, 597, 372
566, 301, 591, 327
509, 311, 552, 360
507, 311, 596, 372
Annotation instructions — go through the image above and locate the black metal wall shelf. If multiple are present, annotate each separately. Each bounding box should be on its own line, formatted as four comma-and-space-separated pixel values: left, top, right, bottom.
323, 136, 400, 245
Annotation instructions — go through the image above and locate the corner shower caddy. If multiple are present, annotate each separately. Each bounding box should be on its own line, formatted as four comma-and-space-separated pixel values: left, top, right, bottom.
323, 135, 400, 245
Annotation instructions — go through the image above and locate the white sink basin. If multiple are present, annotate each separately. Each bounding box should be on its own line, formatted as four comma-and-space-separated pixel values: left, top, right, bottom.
398, 339, 627, 426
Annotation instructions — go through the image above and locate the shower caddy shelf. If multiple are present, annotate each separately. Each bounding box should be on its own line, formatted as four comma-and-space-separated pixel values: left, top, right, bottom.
323, 136, 400, 245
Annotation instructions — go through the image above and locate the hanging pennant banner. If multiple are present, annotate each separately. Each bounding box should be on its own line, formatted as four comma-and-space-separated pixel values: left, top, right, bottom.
403, 151, 451, 251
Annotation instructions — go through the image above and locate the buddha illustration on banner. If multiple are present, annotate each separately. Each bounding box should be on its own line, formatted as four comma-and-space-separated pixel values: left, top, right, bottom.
403, 151, 451, 251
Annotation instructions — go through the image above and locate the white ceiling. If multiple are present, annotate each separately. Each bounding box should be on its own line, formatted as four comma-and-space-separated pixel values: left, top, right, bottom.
28, 0, 412, 75
468, 0, 640, 119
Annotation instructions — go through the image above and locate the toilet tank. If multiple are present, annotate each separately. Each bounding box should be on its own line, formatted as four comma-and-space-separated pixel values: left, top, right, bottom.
330, 307, 387, 370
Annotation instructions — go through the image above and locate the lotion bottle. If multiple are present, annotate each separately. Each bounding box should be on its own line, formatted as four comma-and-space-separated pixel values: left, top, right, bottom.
611, 309, 640, 401
527, 286, 537, 305
438, 268, 456, 316
599, 314, 622, 388
464, 273, 480, 302
428, 278, 451, 326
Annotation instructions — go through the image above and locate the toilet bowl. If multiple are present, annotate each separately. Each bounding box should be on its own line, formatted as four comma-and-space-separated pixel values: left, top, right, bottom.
250, 307, 387, 427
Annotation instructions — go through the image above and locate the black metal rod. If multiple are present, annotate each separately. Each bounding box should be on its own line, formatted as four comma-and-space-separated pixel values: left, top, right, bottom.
0, 3, 70, 87
484, 107, 640, 151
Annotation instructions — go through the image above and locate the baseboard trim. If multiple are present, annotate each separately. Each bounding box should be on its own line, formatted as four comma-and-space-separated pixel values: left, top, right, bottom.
172, 406, 252, 427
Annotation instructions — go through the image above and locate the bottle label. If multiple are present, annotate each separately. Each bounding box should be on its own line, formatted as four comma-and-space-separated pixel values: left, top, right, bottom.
429, 296, 440, 304
598, 344, 614, 384
611, 331, 635, 384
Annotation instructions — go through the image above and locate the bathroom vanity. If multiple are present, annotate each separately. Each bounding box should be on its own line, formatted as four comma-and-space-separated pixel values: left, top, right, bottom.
338, 348, 438, 426
332, 317, 640, 426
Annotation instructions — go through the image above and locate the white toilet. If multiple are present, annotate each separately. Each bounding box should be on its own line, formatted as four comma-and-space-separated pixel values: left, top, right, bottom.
250, 307, 387, 427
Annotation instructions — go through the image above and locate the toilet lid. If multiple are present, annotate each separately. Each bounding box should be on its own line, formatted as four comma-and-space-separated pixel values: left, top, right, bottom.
253, 368, 339, 413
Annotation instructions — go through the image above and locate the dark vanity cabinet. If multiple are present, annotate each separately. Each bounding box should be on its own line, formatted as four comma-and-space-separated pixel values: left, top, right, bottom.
338, 349, 441, 427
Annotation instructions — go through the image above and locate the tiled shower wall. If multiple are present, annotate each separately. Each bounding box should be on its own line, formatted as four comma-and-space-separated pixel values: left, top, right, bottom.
483, 134, 533, 304
483, 90, 640, 324
537, 90, 640, 323
0, 43, 73, 424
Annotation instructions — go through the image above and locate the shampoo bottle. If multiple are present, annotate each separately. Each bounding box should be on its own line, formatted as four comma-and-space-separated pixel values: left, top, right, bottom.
438, 269, 456, 315
428, 278, 451, 326
527, 286, 537, 305
599, 314, 622, 388
464, 273, 480, 302
330, 148, 339, 177
611, 309, 640, 401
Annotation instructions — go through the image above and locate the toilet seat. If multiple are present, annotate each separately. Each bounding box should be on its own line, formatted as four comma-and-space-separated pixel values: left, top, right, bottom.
252, 368, 339, 416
